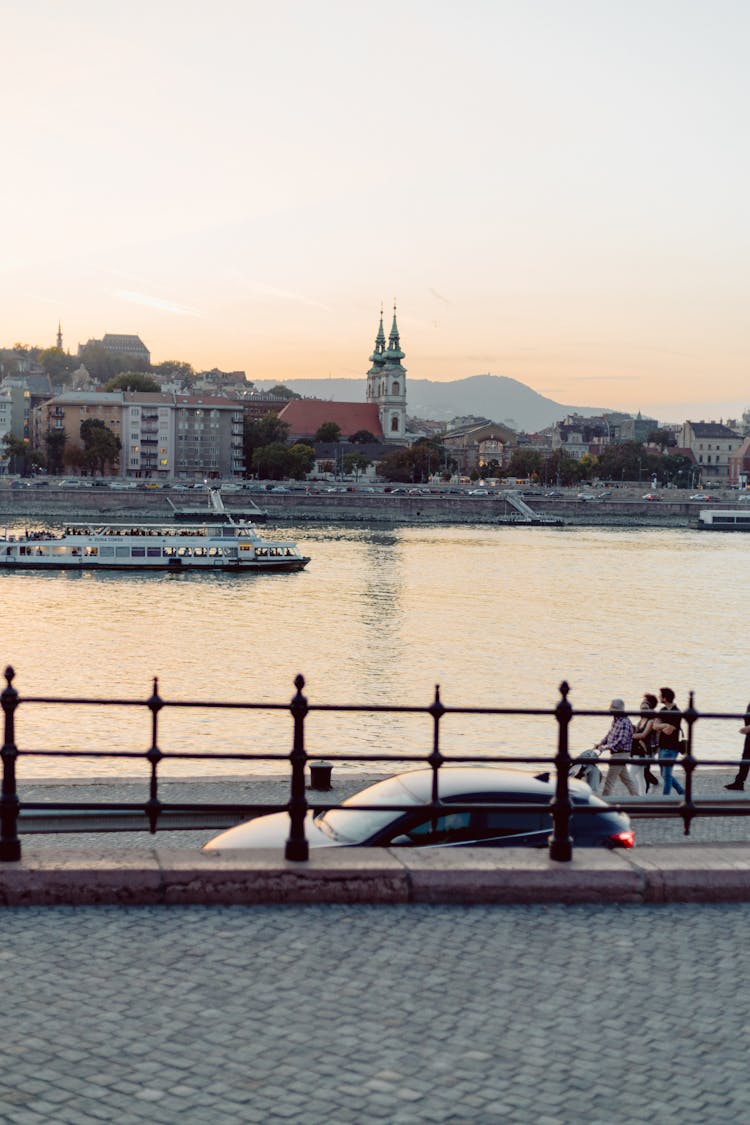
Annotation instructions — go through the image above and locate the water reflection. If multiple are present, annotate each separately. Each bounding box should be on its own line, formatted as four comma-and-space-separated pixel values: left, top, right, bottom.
0, 517, 747, 777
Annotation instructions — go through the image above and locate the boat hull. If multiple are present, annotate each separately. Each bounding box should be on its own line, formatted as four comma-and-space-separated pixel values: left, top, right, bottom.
0, 557, 310, 572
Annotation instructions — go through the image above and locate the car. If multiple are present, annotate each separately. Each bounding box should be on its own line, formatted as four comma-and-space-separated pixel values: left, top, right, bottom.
203, 767, 634, 853
689, 493, 713, 501
270, 485, 290, 493
641, 493, 661, 501
468, 488, 489, 495
577, 491, 596, 501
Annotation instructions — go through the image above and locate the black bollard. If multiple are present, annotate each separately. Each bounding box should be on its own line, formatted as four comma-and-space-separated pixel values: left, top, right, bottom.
309, 761, 333, 790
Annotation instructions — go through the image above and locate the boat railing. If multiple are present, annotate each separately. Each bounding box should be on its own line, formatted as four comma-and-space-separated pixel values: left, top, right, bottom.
0, 668, 748, 862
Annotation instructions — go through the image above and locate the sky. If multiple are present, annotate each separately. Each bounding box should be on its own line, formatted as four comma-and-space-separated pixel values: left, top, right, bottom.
2, 0, 748, 422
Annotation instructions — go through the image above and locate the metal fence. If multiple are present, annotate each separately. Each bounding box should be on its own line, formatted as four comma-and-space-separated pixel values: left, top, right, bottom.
1, 665, 748, 863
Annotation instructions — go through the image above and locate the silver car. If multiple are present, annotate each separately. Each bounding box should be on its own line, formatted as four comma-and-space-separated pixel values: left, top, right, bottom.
203, 767, 634, 852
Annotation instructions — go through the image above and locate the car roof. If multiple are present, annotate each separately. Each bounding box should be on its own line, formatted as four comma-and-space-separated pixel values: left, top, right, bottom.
343, 766, 592, 808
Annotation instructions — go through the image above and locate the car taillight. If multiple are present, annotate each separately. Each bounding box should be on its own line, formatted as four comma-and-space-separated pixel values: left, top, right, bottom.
610, 830, 635, 849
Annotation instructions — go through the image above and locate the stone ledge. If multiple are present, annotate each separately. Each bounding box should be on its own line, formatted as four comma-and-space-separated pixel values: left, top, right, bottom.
0, 844, 749, 905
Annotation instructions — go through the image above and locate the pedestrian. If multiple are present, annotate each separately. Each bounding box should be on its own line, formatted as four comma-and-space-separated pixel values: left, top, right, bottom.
651, 686, 684, 796
595, 698, 638, 797
724, 702, 750, 792
632, 693, 660, 793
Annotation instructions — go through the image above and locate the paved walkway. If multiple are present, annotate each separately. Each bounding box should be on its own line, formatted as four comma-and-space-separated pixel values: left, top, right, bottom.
2, 901, 749, 1124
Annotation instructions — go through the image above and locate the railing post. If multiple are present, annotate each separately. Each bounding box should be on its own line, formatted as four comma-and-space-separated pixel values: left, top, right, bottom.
680, 691, 698, 837
0, 666, 21, 862
285, 674, 309, 861
549, 681, 573, 862
428, 685, 446, 812
145, 676, 164, 835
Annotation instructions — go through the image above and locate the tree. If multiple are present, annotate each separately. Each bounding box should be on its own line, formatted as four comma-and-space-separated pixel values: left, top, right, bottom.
288, 443, 316, 479
243, 412, 290, 475
252, 442, 293, 480
349, 430, 378, 444
542, 449, 586, 486
648, 428, 677, 450
77, 342, 129, 382
2, 434, 32, 475
343, 452, 371, 480
151, 360, 195, 384
267, 384, 301, 399
80, 419, 121, 476
507, 448, 543, 479
38, 347, 75, 382
314, 422, 342, 443
104, 372, 160, 393
45, 428, 67, 476
596, 441, 659, 483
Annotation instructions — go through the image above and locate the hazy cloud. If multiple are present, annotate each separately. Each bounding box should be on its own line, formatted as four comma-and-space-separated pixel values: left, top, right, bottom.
429, 288, 451, 305
113, 290, 200, 317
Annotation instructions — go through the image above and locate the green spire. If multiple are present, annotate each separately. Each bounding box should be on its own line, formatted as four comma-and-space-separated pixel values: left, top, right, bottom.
368, 305, 386, 369
384, 302, 405, 364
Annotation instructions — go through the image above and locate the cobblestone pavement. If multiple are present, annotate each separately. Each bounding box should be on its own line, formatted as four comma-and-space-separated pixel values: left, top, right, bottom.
0, 900, 748, 1124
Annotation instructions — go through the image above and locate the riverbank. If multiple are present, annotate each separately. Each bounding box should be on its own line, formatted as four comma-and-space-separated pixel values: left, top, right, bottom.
0, 486, 736, 527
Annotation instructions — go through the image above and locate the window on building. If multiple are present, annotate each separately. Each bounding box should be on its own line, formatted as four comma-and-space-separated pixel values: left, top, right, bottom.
391, 416, 399, 432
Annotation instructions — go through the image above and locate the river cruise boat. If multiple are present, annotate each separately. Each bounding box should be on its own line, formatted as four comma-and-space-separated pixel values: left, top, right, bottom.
697, 508, 750, 532
0, 521, 310, 572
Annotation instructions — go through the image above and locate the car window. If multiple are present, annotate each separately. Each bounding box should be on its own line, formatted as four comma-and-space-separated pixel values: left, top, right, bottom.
395, 810, 477, 845
484, 810, 547, 835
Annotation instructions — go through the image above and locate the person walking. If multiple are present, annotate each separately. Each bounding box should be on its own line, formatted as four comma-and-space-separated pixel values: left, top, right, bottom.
652, 686, 684, 797
724, 702, 750, 792
595, 698, 638, 797
632, 693, 660, 793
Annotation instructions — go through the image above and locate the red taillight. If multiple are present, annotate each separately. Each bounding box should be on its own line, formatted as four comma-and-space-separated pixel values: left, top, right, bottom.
610, 830, 635, 849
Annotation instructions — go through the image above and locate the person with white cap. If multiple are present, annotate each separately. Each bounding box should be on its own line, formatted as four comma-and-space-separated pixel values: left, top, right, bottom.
594, 698, 638, 797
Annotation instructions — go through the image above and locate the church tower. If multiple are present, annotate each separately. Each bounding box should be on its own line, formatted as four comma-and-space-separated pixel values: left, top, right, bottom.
56, 321, 63, 350
366, 304, 408, 443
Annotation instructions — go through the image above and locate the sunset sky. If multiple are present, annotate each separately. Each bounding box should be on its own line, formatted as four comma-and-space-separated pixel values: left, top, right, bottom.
2, 0, 748, 421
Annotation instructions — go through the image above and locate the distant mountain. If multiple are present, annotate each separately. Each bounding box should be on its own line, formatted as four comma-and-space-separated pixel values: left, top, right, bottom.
253, 374, 611, 432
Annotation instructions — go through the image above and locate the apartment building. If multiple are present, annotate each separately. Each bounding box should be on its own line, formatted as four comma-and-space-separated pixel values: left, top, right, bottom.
34, 391, 245, 479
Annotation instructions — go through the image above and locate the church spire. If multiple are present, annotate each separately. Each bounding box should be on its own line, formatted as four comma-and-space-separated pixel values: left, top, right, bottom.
368, 304, 386, 372
385, 301, 404, 363
56, 321, 63, 350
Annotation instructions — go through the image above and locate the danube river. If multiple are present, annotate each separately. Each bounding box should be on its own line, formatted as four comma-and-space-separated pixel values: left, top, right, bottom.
1, 518, 746, 779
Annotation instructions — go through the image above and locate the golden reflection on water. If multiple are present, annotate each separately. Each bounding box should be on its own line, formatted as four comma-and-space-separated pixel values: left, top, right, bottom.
1, 519, 746, 778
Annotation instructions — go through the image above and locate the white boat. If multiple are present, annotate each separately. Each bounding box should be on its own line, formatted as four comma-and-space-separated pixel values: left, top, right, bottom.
0, 521, 310, 571
697, 508, 750, 531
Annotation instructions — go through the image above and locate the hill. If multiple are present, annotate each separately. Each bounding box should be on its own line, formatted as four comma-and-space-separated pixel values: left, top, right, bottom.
254, 374, 610, 432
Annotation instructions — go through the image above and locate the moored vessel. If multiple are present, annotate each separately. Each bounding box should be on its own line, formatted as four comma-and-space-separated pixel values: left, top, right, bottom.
0, 521, 310, 571
696, 508, 750, 531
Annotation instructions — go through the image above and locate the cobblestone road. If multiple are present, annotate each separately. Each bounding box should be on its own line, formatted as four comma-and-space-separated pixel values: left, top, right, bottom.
1, 900, 748, 1124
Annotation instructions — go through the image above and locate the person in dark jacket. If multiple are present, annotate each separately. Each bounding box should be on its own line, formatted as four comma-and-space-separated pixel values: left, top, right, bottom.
652, 686, 684, 797
724, 703, 750, 791
632, 693, 660, 793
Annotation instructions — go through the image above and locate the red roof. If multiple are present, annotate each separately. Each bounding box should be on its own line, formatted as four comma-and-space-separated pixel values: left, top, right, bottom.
278, 400, 384, 440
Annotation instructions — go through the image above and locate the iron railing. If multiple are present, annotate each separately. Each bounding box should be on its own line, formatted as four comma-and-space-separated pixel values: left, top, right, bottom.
2, 666, 749, 863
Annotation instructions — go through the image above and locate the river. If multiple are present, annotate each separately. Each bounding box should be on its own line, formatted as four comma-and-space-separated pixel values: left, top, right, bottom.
1, 518, 746, 778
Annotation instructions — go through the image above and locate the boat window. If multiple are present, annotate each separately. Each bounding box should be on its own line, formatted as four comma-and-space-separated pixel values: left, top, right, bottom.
100, 547, 114, 557
147, 547, 161, 558
132, 547, 146, 558
194, 547, 206, 557
116, 547, 130, 558
177, 547, 192, 557
84, 547, 98, 557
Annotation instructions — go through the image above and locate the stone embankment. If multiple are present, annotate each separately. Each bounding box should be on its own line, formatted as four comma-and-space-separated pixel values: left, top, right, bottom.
0, 486, 734, 526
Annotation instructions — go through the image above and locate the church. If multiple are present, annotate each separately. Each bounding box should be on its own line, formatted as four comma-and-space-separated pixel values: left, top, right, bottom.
277, 307, 409, 445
